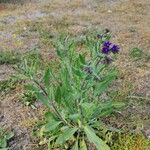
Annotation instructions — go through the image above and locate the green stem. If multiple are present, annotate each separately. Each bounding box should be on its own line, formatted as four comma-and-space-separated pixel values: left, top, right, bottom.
33, 79, 70, 126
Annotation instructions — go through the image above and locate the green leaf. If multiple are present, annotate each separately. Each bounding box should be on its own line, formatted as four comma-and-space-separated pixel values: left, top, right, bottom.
80, 139, 87, 150
56, 127, 77, 145
43, 68, 51, 88
45, 112, 58, 122
94, 71, 117, 96
68, 113, 80, 121
93, 102, 114, 117
0, 138, 7, 148
25, 84, 39, 93
81, 102, 96, 119
100, 102, 113, 110
72, 140, 78, 150
5, 132, 14, 140
56, 42, 65, 58
55, 86, 61, 103
36, 92, 50, 108
44, 121, 62, 132
47, 86, 54, 101
99, 108, 113, 117
112, 102, 125, 108
73, 68, 84, 78
91, 120, 105, 129
84, 125, 110, 150
79, 54, 85, 64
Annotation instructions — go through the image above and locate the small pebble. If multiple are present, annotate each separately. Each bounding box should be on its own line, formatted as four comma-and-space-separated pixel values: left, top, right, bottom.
108, 10, 112, 13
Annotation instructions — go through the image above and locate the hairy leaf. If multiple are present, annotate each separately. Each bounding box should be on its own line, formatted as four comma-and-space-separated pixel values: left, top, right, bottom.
43, 68, 51, 88
79, 54, 86, 64
94, 71, 117, 96
56, 127, 77, 145
84, 125, 110, 150
5, 132, 14, 140
0, 138, 7, 148
72, 140, 78, 150
55, 86, 61, 103
44, 121, 62, 132
36, 92, 50, 108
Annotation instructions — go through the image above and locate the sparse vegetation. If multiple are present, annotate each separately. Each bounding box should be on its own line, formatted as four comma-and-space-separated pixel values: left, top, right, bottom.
130, 48, 150, 61
21, 90, 37, 106
0, 0, 149, 149
0, 77, 19, 94
0, 51, 20, 65
112, 133, 150, 150
0, 128, 14, 149
0, 0, 22, 3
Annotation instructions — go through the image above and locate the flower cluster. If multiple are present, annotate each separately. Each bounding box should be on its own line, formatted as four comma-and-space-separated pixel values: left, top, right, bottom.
101, 41, 120, 54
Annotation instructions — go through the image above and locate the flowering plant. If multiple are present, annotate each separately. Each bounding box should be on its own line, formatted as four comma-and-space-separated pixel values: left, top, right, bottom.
102, 41, 119, 54
18, 34, 123, 150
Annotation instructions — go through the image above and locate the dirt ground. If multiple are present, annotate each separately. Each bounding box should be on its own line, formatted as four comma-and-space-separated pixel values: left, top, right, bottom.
0, 0, 150, 149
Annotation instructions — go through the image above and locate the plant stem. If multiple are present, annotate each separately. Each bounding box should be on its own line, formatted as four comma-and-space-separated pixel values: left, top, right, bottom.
33, 79, 70, 126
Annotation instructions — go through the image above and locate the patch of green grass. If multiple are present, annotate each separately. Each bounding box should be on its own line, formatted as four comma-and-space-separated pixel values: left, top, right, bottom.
23, 49, 42, 64
130, 48, 143, 60
21, 90, 37, 106
0, 46, 42, 65
0, 50, 43, 93
0, 77, 19, 94
0, 51, 20, 65
130, 48, 150, 61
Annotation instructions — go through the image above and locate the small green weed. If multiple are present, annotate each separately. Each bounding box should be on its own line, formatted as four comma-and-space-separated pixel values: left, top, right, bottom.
0, 50, 42, 95
0, 51, 20, 65
21, 90, 37, 106
0, 77, 19, 94
23, 49, 42, 65
0, 128, 14, 149
130, 48, 150, 61
0, 49, 42, 66
130, 48, 143, 60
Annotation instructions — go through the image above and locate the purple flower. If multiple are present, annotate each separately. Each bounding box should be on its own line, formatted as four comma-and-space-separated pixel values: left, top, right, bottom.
101, 41, 112, 54
102, 46, 110, 54
111, 45, 120, 53
103, 41, 112, 47
101, 40, 120, 55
